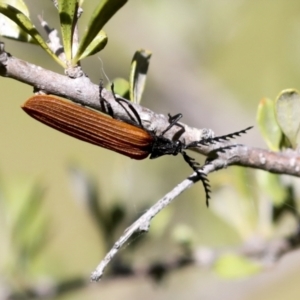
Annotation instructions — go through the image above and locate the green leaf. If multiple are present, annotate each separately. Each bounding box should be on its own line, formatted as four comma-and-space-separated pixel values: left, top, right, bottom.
150, 207, 172, 239
74, 0, 127, 62
0, 3, 65, 67
275, 89, 300, 149
257, 97, 282, 151
129, 49, 152, 104
256, 171, 287, 206
111, 77, 129, 98
2, 179, 49, 276
77, 30, 108, 61
214, 254, 261, 279
212, 168, 258, 239
11, 183, 45, 244
58, 0, 78, 61
0, 0, 34, 42
171, 224, 195, 249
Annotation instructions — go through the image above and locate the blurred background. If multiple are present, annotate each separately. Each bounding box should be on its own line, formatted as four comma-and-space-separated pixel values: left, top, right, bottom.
1, 0, 300, 299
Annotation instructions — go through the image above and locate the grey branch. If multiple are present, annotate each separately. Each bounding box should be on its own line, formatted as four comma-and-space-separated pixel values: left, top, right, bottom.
1, 42, 300, 280
0, 42, 210, 141
1, 44, 299, 176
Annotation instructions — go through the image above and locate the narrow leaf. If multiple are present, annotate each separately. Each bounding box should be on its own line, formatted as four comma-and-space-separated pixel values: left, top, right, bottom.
0, 0, 33, 42
275, 89, 300, 149
129, 49, 152, 104
11, 184, 45, 242
77, 30, 108, 61
111, 77, 129, 98
256, 171, 287, 206
74, 0, 127, 61
0, 3, 65, 67
256, 97, 282, 151
215, 254, 261, 279
57, 0, 78, 61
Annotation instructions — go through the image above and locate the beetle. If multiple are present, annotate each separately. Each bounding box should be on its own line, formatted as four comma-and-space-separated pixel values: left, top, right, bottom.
22, 85, 252, 206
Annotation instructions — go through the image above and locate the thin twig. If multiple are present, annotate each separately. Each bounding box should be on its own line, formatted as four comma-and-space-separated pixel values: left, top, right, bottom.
90, 163, 216, 281
38, 15, 66, 63
38, 9, 84, 78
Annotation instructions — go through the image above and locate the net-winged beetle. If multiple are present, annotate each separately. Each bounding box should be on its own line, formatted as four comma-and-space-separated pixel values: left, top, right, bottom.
22, 83, 252, 206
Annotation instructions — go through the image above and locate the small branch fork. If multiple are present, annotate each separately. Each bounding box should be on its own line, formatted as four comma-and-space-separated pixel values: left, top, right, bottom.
90, 163, 216, 281
1, 42, 300, 280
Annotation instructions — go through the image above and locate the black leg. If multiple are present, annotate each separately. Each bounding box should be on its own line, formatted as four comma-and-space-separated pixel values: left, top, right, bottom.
160, 113, 184, 136
110, 83, 143, 127
99, 80, 114, 117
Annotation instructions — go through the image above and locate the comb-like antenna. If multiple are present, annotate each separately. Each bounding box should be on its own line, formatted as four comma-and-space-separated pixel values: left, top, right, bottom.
201, 126, 253, 145
187, 126, 253, 148
181, 151, 211, 206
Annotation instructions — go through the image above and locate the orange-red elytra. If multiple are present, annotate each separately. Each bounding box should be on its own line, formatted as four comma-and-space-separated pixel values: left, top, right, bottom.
22, 95, 153, 160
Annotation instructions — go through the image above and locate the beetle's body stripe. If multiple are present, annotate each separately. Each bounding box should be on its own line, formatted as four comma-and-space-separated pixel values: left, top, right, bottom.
22, 95, 153, 160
